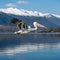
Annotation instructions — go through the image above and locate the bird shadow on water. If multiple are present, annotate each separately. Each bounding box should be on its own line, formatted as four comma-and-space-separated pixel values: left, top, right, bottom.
0, 33, 60, 51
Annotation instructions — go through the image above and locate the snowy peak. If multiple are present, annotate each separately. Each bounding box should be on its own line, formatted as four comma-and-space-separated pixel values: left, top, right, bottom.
0, 8, 44, 16
0, 8, 60, 18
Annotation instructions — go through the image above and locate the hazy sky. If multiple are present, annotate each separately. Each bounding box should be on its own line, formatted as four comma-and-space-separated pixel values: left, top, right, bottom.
0, 0, 60, 15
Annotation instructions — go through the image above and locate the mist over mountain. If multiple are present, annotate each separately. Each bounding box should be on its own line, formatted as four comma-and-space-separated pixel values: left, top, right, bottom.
0, 8, 60, 30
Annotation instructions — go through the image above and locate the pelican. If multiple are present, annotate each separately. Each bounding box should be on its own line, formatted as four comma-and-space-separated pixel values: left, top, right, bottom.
11, 18, 47, 34
14, 22, 47, 34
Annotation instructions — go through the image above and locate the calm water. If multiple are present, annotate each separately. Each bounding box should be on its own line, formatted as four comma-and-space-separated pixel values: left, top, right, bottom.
0, 32, 60, 60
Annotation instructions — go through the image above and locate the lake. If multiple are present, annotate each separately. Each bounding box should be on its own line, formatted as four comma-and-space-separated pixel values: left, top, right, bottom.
0, 32, 60, 60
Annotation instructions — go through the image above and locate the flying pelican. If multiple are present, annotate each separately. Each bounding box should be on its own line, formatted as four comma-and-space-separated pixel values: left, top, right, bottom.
14, 22, 47, 34
11, 18, 47, 34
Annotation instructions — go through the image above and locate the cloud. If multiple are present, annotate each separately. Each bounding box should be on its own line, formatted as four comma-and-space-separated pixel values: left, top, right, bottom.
5, 0, 29, 8
17, 0, 29, 4
5, 3, 16, 7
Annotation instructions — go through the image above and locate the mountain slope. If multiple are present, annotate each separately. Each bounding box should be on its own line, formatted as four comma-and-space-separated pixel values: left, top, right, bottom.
0, 12, 13, 25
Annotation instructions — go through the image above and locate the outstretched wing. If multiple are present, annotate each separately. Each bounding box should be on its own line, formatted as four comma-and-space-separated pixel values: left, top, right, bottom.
18, 22, 28, 29
11, 18, 28, 29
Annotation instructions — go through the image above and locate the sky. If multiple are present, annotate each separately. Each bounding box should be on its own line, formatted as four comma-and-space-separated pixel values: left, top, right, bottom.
0, 0, 60, 15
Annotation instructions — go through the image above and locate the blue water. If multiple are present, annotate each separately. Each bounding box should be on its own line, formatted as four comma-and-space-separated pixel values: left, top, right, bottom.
0, 32, 60, 60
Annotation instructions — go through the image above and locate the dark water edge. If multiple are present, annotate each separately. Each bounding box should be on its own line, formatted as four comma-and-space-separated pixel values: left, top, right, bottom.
0, 32, 60, 60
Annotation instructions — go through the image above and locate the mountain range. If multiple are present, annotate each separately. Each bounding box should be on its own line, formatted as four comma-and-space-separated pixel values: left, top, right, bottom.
0, 8, 60, 31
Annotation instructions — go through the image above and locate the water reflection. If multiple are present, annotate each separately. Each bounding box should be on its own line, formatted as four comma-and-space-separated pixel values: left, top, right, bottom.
0, 33, 60, 54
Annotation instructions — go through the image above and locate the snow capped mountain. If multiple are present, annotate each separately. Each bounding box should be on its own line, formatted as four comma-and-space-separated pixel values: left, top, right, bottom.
0, 8, 59, 18
0, 8, 60, 18
0, 8, 60, 30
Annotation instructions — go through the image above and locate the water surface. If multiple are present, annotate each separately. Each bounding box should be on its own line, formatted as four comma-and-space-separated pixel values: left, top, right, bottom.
0, 32, 60, 60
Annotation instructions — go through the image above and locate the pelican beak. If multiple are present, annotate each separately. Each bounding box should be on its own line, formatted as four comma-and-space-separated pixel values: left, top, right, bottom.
35, 22, 47, 29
